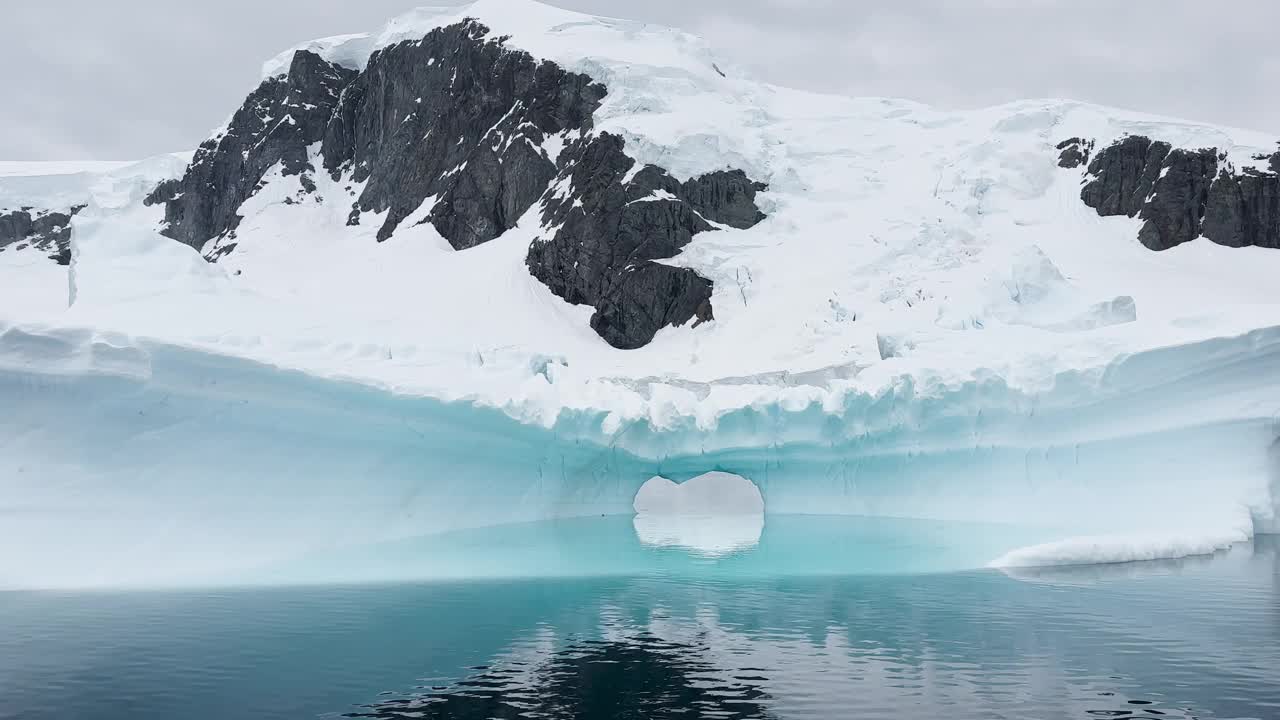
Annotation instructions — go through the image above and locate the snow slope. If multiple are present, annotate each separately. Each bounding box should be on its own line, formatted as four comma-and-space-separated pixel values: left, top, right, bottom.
0, 154, 190, 316
2, 0, 1279, 585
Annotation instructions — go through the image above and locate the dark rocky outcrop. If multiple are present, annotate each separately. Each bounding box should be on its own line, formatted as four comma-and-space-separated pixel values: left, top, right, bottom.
323, 20, 605, 248
0, 206, 83, 265
1202, 162, 1280, 250
1136, 146, 1217, 251
1069, 135, 1280, 251
148, 19, 603, 255
1056, 138, 1092, 169
146, 19, 767, 348
1079, 135, 1173, 219
145, 50, 358, 251
527, 133, 767, 349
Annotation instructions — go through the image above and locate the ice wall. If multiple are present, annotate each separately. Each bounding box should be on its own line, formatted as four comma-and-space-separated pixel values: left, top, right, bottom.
0, 327, 653, 588
1, 323, 1278, 588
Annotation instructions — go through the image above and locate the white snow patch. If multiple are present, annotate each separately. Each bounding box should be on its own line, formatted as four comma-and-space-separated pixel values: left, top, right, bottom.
540, 130, 575, 165
261, 32, 375, 78
628, 188, 678, 204
0, 153, 189, 209
989, 528, 1251, 569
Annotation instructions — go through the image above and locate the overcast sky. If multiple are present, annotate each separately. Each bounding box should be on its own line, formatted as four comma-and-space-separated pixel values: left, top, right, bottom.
6, 0, 1278, 160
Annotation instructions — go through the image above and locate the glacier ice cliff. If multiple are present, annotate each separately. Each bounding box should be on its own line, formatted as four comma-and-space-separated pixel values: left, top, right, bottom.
1, 322, 1276, 587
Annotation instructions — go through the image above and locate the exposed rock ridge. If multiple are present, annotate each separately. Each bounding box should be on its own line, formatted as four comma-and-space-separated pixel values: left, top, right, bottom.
0, 206, 84, 265
323, 20, 606, 249
1055, 137, 1093, 169
145, 50, 358, 251
144, 19, 768, 349
149, 19, 604, 255
527, 133, 767, 349
1060, 136, 1280, 251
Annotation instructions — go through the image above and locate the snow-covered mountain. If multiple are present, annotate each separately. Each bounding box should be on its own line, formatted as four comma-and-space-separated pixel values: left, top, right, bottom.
2, 0, 1279, 588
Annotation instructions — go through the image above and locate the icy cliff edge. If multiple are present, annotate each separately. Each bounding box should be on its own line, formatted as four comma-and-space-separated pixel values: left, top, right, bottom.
1, 321, 1276, 587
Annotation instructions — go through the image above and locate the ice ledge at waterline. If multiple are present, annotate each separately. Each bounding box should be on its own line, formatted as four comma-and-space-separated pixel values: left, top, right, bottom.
0, 321, 1277, 587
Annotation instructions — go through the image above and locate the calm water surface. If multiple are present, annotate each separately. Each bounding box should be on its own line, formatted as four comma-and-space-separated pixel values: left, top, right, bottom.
1, 532, 1277, 720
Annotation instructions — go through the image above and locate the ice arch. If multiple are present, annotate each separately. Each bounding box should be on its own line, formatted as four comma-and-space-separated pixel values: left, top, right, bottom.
2, 323, 1280, 587
632, 472, 766, 557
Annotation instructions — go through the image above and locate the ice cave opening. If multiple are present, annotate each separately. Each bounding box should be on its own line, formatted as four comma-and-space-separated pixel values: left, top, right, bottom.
633, 472, 766, 517
631, 472, 766, 557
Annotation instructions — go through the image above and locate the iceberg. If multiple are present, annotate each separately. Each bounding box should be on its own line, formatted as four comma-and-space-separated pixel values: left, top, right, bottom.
0, 319, 1276, 588
2, 1, 1280, 587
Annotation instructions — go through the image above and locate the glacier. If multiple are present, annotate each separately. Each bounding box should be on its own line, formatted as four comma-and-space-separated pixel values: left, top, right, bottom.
3, 0, 1280, 588
1, 319, 1276, 588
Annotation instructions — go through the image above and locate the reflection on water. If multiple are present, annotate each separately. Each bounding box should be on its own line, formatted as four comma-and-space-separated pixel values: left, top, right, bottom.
348, 636, 774, 720
632, 512, 765, 557
0, 538, 1276, 720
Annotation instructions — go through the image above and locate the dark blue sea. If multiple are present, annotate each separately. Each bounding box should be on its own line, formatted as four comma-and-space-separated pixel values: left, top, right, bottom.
2, 523, 1277, 720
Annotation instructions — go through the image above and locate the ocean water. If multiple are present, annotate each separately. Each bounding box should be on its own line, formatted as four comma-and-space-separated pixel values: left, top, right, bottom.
1, 522, 1277, 720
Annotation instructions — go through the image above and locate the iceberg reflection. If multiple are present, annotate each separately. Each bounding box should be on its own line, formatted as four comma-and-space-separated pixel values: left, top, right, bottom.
632, 513, 765, 557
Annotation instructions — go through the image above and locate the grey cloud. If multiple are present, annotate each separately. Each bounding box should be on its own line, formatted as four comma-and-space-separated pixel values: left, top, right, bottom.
3, 0, 1277, 160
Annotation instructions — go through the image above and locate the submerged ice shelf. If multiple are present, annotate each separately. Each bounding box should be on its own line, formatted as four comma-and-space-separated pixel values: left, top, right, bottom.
1, 321, 1277, 589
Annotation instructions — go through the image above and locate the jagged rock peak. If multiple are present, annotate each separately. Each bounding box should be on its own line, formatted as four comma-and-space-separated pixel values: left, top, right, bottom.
323, 18, 607, 247
1055, 138, 1093, 169
143, 8, 769, 350
145, 49, 357, 250
1065, 134, 1280, 251
150, 18, 608, 254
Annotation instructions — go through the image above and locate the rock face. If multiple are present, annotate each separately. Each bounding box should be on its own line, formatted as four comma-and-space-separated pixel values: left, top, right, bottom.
1056, 138, 1093, 169
1067, 135, 1280, 251
144, 19, 769, 349
1135, 145, 1218, 252
323, 20, 606, 248
1202, 162, 1280, 249
145, 50, 358, 250
0, 206, 82, 265
527, 133, 767, 349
